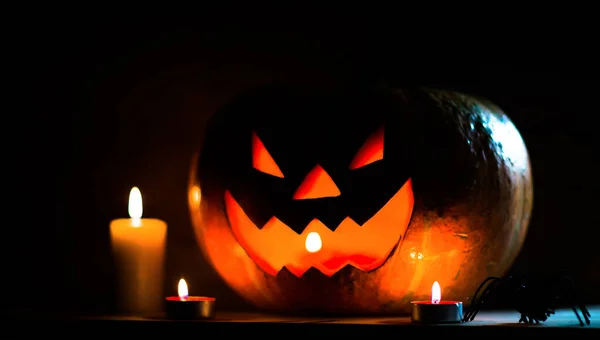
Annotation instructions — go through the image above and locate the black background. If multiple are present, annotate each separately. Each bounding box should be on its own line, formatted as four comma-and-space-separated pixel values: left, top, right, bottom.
8, 15, 600, 317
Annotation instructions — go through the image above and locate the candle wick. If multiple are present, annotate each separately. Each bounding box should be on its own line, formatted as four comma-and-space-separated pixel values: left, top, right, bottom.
132, 217, 142, 227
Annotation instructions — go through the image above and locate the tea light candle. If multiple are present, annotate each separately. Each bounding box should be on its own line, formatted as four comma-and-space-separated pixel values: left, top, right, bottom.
411, 281, 463, 324
110, 187, 167, 315
166, 278, 216, 319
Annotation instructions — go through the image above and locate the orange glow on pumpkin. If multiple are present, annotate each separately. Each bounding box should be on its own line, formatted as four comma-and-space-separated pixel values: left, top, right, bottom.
293, 165, 341, 200
252, 132, 284, 178
224, 179, 414, 277
225, 126, 414, 277
349, 126, 384, 170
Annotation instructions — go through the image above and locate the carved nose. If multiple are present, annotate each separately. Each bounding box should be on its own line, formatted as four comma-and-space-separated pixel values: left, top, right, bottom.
293, 164, 341, 200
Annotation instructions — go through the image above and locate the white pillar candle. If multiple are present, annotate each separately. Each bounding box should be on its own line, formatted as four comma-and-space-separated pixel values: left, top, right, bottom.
110, 187, 167, 315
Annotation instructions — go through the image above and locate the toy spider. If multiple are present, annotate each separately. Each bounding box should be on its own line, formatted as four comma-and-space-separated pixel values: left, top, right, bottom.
462, 273, 591, 326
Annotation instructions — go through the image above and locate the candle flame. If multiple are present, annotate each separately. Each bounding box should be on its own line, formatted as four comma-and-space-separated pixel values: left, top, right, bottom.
128, 187, 143, 226
178, 278, 189, 300
431, 281, 441, 304
305, 232, 322, 253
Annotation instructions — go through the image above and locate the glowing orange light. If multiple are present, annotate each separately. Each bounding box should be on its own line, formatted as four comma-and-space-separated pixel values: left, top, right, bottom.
431, 281, 441, 304
128, 187, 143, 227
305, 232, 322, 253
252, 132, 284, 178
191, 185, 201, 206
224, 178, 414, 277
349, 126, 384, 170
178, 278, 189, 300
293, 165, 341, 200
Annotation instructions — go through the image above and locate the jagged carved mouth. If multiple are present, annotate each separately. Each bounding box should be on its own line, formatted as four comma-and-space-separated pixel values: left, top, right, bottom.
224, 179, 414, 277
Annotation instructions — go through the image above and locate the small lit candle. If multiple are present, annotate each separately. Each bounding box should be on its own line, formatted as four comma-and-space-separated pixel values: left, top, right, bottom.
166, 278, 216, 319
411, 281, 463, 324
305, 232, 322, 253
110, 187, 167, 315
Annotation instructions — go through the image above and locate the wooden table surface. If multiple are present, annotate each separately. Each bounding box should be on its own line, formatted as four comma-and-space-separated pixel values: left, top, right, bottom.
6, 306, 598, 337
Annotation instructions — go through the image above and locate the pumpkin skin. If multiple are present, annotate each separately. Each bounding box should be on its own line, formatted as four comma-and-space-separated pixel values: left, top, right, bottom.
188, 86, 533, 315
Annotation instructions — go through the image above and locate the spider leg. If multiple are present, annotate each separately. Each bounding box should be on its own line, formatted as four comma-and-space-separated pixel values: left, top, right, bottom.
571, 306, 584, 326
575, 292, 592, 325
581, 304, 591, 321
518, 313, 541, 324
463, 277, 501, 322
522, 315, 539, 324
544, 307, 555, 320
463, 277, 499, 321
575, 303, 591, 325
559, 276, 591, 326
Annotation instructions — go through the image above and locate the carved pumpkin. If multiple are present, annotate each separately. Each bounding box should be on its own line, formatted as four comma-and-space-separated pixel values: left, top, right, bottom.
188, 86, 533, 315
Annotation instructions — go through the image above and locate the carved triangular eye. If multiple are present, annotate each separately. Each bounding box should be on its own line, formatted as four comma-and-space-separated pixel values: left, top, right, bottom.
349, 126, 384, 170
252, 132, 284, 178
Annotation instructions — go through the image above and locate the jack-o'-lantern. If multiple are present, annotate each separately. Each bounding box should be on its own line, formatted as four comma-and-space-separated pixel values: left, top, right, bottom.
188, 86, 533, 315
